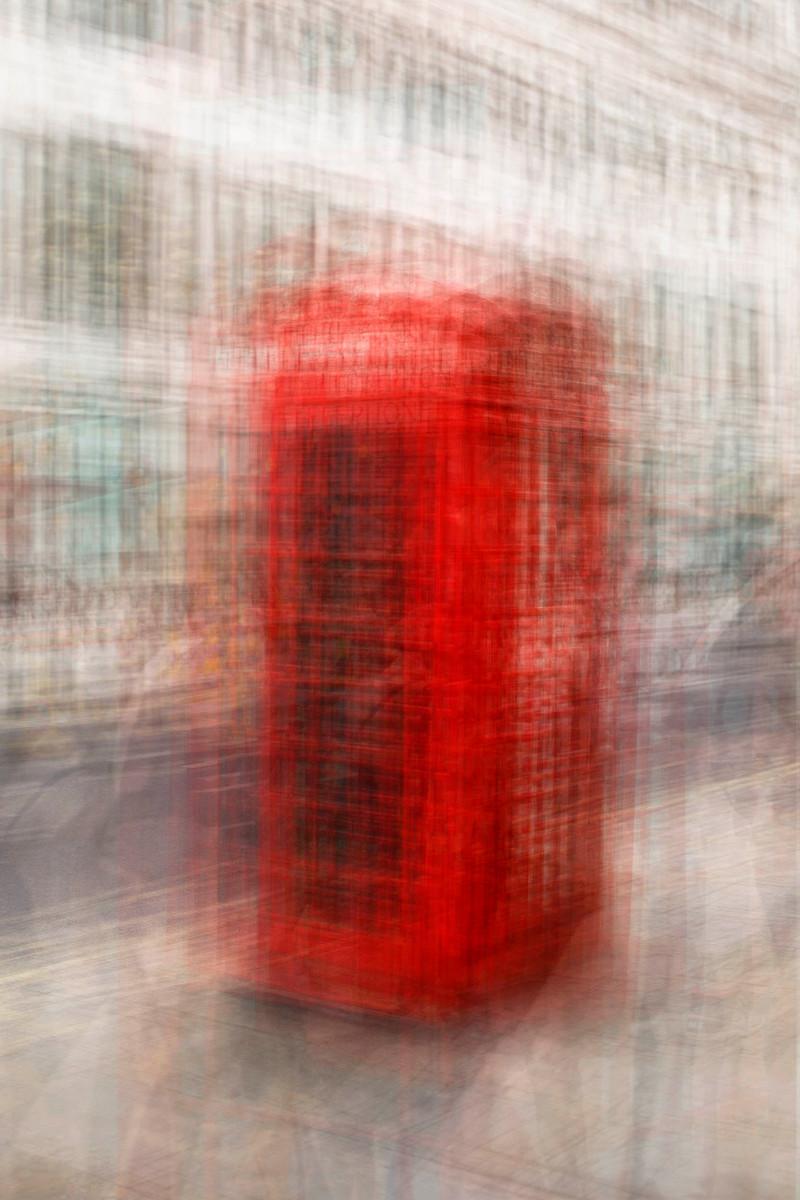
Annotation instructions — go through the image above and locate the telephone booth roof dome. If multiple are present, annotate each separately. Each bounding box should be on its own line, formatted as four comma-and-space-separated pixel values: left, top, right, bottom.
243, 267, 607, 420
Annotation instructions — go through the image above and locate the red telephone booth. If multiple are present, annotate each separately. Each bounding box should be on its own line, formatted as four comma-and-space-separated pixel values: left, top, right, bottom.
219, 271, 616, 1017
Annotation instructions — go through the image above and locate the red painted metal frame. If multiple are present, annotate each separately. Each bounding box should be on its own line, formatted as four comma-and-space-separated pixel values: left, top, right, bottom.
216, 276, 615, 1018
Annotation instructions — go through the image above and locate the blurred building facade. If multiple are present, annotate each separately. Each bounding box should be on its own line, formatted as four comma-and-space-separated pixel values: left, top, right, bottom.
0, 0, 798, 719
